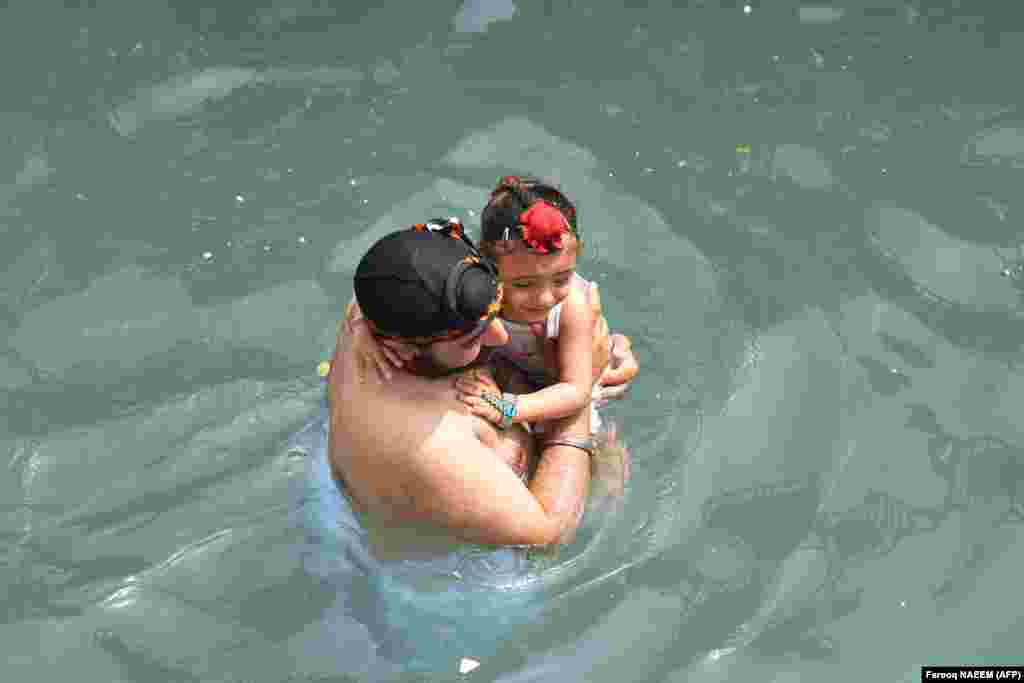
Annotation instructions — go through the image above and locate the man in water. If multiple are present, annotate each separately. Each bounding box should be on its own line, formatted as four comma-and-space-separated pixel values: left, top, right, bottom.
327, 222, 633, 547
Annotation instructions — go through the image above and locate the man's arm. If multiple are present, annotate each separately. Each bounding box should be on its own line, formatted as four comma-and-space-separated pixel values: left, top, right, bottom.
413, 408, 591, 547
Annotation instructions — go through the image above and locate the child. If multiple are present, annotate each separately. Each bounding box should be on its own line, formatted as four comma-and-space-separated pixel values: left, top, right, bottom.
454, 175, 614, 436
346, 177, 631, 438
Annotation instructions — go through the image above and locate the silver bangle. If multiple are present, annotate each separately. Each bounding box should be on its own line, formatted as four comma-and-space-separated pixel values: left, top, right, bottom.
542, 437, 597, 458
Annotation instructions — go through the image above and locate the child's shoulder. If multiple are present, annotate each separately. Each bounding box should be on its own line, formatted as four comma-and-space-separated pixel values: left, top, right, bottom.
571, 270, 594, 290
564, 272, 601, 312
558, 277, 598, 327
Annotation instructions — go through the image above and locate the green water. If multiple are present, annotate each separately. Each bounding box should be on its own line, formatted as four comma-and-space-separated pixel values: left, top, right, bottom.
3, 1, 1023, 680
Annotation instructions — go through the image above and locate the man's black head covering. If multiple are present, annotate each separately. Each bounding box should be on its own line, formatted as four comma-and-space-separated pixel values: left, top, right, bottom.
354, 221, 500, 340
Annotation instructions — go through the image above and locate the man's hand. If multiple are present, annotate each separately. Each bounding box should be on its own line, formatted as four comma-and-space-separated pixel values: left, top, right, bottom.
349, 318, 417, 382
593, 334, 638, 408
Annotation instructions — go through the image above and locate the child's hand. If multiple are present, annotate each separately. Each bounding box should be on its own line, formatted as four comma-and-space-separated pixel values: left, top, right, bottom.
350, 318, 415, 382
454, 369, 505, 426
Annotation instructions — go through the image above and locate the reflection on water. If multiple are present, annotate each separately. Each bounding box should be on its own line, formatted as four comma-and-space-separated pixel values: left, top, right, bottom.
2, 0, 1024, 680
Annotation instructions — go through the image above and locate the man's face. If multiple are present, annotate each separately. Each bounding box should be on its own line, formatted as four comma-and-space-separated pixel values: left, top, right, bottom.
422, 316, 509, 370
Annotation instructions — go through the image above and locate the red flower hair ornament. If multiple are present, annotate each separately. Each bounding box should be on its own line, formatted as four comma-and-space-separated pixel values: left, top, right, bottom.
518, 201, 570, 254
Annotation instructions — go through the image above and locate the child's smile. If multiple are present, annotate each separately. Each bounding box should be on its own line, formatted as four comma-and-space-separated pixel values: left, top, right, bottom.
496, 241, 579, 323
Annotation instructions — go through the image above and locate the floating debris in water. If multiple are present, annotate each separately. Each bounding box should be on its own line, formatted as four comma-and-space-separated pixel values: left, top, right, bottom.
736, 144, 752, 154
371, 59, 400, 85
459, 657, 480, 673
453, 0, 516, 34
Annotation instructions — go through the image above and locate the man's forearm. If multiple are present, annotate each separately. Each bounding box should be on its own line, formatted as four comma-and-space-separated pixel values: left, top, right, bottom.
526, 405, 592, 544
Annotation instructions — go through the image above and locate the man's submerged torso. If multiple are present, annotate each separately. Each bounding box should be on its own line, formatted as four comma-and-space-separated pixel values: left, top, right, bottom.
299, 409, 536, 593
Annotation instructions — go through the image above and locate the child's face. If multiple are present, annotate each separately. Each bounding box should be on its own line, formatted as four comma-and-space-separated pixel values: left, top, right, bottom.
495, 239, 579, 323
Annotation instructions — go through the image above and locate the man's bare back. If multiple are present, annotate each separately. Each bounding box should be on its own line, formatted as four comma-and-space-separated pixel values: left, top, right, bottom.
327, 330, 541, 549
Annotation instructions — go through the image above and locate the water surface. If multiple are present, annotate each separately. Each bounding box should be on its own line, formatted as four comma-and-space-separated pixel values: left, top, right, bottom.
3, 1, 1023, 680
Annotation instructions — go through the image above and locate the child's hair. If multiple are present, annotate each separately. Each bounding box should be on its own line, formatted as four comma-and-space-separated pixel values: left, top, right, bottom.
480, 175, 580, 256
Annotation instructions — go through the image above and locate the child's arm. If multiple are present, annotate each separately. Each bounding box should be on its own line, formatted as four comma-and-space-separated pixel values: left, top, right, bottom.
344, 297, 416, 382
457, 285, 595, 426
582, 282, 639, 402
586, 282, 611, 382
